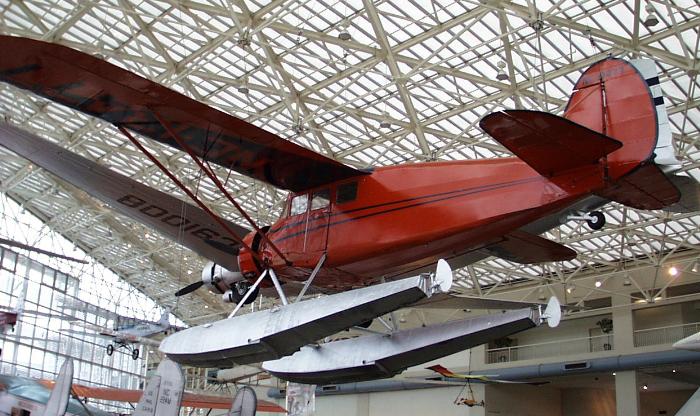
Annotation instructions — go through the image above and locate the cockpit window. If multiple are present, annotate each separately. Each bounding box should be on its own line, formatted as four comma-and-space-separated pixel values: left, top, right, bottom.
290, 194, 308, 216
311, 189, 330, 210
337, 182, 358, 204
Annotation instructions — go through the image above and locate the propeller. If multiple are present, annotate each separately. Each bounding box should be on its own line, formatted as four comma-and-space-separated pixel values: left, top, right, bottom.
175, 280, 205, 297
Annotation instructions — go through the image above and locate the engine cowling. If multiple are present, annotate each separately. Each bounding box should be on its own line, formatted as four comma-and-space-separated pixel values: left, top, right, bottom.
201, 261, 244, 295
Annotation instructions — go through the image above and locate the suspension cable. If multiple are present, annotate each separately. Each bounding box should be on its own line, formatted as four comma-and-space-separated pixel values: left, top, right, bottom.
117, 126, 261, 263
150, 111, 291, 265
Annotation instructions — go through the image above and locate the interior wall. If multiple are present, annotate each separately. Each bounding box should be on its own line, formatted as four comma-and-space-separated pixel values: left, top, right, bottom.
313, 386, 483, 416
484, 384, 561, 416
561, 388, 615, 416
633, 303, 684, 330
507, 314, 610, 347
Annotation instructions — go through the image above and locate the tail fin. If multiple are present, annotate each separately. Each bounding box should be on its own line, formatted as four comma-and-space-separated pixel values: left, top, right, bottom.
564, 58, 675, 180
43, 359, 73, 416
158, 309, 171, 327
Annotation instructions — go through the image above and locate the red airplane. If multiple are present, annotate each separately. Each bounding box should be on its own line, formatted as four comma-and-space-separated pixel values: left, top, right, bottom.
0, 36, 689, 306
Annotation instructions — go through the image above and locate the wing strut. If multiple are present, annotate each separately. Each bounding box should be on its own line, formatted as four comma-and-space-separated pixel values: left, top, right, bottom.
150, 111, 290, 265
117, 126, 261, 263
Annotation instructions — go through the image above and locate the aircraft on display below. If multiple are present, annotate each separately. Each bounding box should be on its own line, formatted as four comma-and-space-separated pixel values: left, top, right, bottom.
0, 308, 18, 335
65, 308, 174, 360
0, 238, 88, 264
0, 36, 698, 383
0, 305, 79, 335
71, 359, 285, 415
0, 362, 285, 416
0, 370, 113, 416
425, 364, 549, 386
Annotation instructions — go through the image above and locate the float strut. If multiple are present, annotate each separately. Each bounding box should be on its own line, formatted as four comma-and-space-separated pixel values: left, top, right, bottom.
295, 254, 326, 303
269, 269, 289, 306
229, 270, 268, 318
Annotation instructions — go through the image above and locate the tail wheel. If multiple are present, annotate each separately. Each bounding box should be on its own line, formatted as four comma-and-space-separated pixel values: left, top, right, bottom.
132, 348, 140, 360
106, 344, 114, 356
587, 211, 606, 230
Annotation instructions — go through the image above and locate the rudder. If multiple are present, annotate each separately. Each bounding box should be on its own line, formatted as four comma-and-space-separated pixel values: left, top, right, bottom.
564, 58, 663, 180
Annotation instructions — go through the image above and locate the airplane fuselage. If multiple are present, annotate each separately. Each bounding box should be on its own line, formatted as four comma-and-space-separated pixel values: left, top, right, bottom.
238, 157, 606, 289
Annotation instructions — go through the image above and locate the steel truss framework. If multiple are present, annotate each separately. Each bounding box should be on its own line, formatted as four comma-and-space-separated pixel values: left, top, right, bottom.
0, 0, 698, 324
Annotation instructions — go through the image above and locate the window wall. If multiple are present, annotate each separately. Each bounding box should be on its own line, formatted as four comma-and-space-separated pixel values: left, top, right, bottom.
0, 247, 147, 412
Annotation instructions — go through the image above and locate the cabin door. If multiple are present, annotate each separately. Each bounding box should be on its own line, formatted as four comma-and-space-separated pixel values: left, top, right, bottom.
302, 188, 331, 257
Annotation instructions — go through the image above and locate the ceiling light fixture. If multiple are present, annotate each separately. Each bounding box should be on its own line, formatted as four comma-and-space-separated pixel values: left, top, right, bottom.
668, 266, 679, 277
379, 112, 391, 129
338, 23, 351, 41
496, 61, 508, 81
237, 75, 250, 94
643, 3, 659, 28
594, 280, 602, 288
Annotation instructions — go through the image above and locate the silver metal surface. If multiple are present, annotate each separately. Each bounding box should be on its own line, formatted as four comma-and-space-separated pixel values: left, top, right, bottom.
262, 307, 539, 385
160, 271, 448, 367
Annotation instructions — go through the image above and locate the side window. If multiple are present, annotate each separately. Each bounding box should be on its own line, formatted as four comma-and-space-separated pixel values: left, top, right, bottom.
290, 194, 308, 216
337, 182, 358, 204
311, 189, 330, 210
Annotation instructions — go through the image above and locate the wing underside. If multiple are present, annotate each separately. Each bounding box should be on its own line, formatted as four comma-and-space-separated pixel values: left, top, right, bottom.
0, 123, 245, 271
0, 36, 367, 192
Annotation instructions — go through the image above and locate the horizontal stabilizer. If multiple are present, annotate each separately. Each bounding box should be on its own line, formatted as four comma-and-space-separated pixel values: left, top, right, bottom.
596, 163, 680, 210
485, 230, 576, 264
0, 123, 246, 271
664, 174, 700, 213
480, 110, 622, 177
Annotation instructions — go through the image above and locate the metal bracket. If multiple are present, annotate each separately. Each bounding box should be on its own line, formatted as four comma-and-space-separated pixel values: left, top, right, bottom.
294, 253, 326, 303
229, 270, 268, 318
269, 269, 289, 306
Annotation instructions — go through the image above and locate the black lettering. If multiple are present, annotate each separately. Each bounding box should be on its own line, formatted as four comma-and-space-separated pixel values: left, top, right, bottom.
161, 215, 188, 227
219, 236, 240, 248
183, 223, 199, 232
117, 194, 145, 208
140, 205, 168, 217
192, 228, 218, 240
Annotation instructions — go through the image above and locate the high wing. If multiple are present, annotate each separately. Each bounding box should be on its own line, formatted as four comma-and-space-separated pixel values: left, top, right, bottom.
0, 305, 79, 322
0, 36, 368, 192
0, 123, 245, 271
53, 383, 286, 413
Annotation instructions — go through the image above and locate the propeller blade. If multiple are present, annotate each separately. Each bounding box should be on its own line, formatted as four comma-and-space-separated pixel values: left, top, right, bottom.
175, 281, 205, 297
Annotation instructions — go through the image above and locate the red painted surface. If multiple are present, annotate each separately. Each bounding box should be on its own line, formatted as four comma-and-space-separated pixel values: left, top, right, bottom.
0, 37, 668, 291
0, 312, 17, 327
39, 380, 286, 412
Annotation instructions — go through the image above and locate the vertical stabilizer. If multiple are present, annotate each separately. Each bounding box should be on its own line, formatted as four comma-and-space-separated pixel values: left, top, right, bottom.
676, 388, 700, 416
43, 358, 73, 416
133, 375, 162, 416
134, 359, 184, 416
564, 58, 659, 180
158, 309, 171, 328
630, 59, 681, 170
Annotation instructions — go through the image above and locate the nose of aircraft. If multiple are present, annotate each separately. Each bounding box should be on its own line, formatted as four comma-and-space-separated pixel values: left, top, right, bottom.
673, 332, 700, 351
